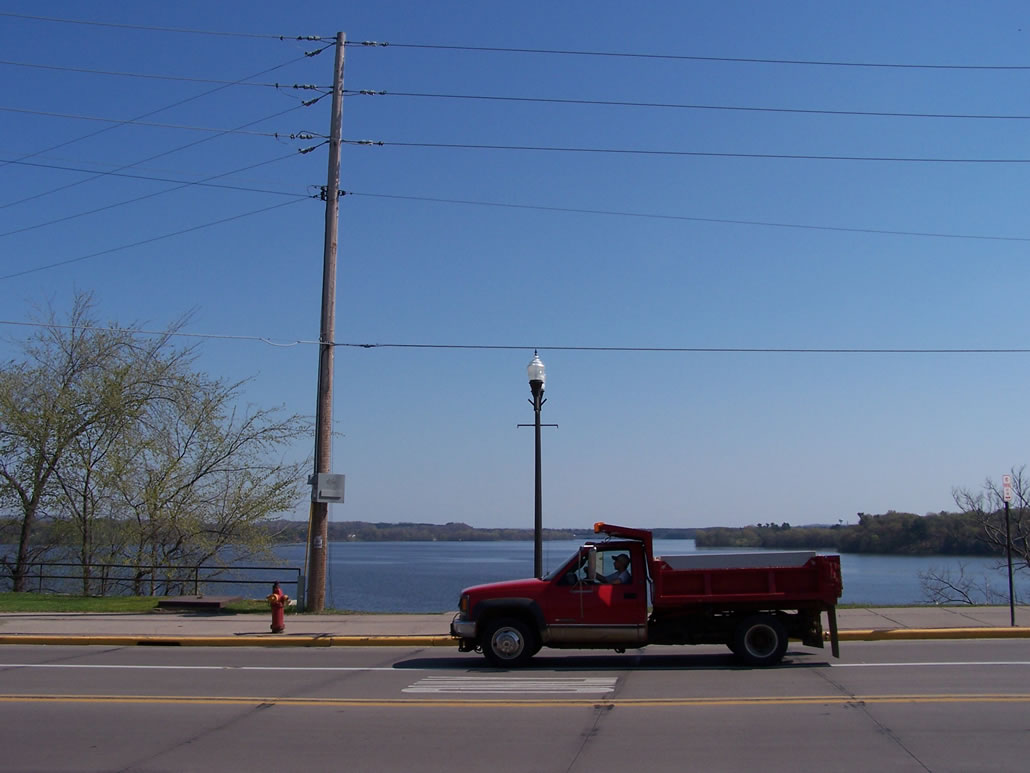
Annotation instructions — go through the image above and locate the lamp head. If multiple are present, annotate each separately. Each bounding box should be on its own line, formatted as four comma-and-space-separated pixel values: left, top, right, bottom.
527, 351, 546, 391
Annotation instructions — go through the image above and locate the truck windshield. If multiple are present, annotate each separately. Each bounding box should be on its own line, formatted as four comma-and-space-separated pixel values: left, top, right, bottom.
542, 549, 582, 581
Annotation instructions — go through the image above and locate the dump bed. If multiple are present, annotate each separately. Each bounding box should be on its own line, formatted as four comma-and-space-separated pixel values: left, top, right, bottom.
651, 552, 842, 608
590, 522, 843, 610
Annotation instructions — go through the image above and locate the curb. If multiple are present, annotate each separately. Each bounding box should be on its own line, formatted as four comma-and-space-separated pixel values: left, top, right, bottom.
3, 628, 1029, 648
0, 635, 457, 648
835, 627, 1030, 642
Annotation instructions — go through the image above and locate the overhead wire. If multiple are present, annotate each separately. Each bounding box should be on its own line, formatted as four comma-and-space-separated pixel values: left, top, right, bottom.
350, 89, 1030, 122
4, 159, 1023, 245
0, 320, 319, 347
335, 342, 1030, 354
0, 158, 312, 198
0, 59, 328, 91
352, 40, 1030, 71
345, 138, 1030, 164
0, 11, 319, 41
0, 51, 326, 200
3, 14, 1024, 70
0, 320, 1027, 355
1, 102, 318, 212
0, 105, 317, 137
0, 153, 310, 239
341, 191, 1030, 244
0, 197, 311, 281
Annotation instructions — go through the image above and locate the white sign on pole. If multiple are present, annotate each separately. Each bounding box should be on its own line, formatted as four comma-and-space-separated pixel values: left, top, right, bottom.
1002, 474, 1013, 503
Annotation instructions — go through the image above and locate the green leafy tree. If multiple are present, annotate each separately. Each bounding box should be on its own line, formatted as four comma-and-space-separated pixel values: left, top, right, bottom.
109, 370, 308, 594
0, 295, 192, 590
1, 293, 310, 594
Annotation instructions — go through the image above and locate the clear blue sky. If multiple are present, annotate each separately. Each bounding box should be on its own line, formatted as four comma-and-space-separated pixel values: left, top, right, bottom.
2, 2, 1029, 529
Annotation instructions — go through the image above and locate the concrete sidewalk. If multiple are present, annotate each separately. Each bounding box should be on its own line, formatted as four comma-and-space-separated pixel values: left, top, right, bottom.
0, 606, 1028, 646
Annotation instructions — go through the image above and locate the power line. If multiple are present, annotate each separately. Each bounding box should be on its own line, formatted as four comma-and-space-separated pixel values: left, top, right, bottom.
8, 60, 1023, 121
352, 89, 1030, 122
0, 320, 319, 347
345, 139, 1030, 164
0, 198, 310, 281
0, 59, 327, 91
1, 319, 1025, 355
0, 153, 309, 239
0, 157, 309, 198
352, 40, 1030, 71
2, 103, 311, 211
0, 153, 314, 192
0, 105, 318, 137
342, 191, 1030, 244
336, 342, 1030, 354
0, 11, 320, 41
0, 54, 316, 191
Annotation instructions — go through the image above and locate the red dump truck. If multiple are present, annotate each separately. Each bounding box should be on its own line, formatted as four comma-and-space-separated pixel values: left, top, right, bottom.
451, 522, 843, 667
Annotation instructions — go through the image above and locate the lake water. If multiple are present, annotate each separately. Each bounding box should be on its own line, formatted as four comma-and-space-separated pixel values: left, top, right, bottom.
269, 539, 1027, 612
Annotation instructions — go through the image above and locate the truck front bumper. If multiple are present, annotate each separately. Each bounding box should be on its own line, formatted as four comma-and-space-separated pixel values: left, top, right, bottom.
451, 614, 477, 643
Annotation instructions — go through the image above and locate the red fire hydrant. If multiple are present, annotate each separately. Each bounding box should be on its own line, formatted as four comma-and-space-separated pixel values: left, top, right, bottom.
267, 582, 289, 633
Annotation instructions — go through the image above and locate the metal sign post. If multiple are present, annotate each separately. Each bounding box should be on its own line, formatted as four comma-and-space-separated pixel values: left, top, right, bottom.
1002, 474, 1015, 627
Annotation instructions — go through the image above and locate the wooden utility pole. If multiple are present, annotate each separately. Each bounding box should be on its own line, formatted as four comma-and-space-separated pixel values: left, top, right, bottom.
306, 31, 345, 612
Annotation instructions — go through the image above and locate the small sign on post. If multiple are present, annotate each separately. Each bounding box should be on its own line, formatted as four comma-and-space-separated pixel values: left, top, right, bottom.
1003, 474, 1013, 503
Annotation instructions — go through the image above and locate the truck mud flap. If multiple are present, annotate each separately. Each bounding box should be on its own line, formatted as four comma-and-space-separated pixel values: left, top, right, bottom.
827, 606, 840, 658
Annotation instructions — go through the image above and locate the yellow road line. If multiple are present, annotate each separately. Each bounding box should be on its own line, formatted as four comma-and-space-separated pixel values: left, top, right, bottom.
2, 693, 1029, 708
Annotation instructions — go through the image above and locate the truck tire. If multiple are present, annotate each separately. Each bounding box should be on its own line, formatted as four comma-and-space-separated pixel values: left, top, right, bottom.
732, 615, 788, 667
482, 617, 537, 667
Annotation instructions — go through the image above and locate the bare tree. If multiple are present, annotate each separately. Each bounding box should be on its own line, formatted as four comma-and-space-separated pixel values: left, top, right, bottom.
952, 467, 1030, 570
919, 467, 1030, 604
919, 562, 1006, 605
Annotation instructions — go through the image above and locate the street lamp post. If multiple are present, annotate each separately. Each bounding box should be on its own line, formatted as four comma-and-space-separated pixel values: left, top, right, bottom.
527, 353, 546, 578
519, 352, 557, 578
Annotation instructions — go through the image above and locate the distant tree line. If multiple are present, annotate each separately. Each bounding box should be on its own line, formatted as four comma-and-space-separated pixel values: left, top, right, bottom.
695, 511, 995, 556
262, 522, 699, 543
265, 520, 581, 543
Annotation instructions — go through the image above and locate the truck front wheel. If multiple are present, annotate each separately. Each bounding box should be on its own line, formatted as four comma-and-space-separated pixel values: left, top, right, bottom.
733, 615, 788, 667
482, 618, 537, 667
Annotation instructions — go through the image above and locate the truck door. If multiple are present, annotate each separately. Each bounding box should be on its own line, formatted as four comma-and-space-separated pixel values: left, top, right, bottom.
583, 546, 646, 624
543, 545, 647, 645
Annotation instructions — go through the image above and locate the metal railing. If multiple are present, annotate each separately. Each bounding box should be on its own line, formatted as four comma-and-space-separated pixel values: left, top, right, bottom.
4, 561, 306, 611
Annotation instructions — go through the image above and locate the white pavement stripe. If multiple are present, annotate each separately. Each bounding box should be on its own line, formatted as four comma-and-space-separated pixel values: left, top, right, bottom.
412, 676, 616, 683
403, 676, 617, 694
0, 664, 402, 672
831, 661, 1030, 668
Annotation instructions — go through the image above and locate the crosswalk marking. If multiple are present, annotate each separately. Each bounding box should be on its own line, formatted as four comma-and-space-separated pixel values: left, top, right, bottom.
403, 676, 617, 694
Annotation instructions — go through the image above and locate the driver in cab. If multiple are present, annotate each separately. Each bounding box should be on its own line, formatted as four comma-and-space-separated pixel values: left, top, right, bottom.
603, 554, 631, 584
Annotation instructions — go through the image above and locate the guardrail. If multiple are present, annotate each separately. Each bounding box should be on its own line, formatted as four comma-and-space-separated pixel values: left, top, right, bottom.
3, 561, 306, 611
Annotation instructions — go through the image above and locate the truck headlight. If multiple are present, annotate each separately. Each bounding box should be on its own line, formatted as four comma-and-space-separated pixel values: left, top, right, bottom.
459, 593, 470, 615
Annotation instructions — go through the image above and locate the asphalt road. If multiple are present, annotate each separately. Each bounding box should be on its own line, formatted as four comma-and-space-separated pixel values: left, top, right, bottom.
2, 640, 1029, 772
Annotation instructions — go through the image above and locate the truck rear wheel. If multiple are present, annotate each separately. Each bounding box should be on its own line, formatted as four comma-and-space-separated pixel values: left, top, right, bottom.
733, 615, 788, 667
482, 617, 537, 667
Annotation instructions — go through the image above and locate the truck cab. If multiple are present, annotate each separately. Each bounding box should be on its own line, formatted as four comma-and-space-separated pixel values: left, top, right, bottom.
451, 537, 650, 666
